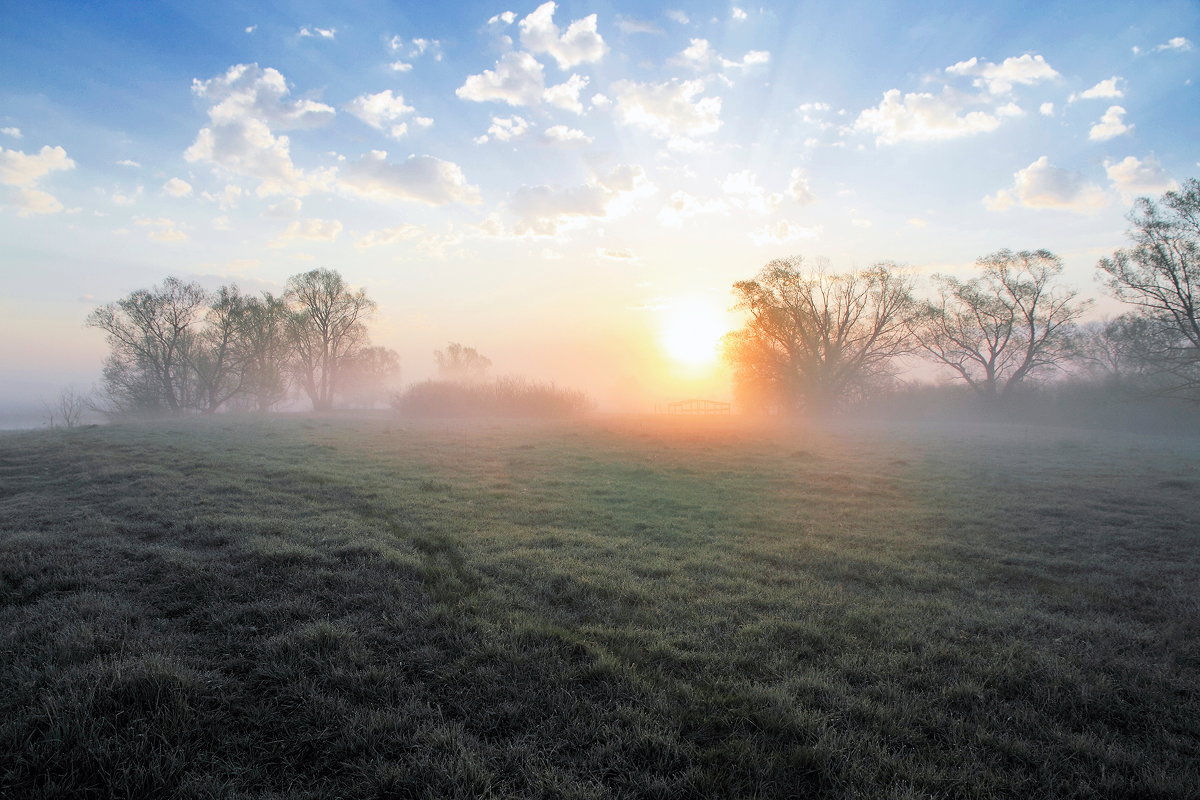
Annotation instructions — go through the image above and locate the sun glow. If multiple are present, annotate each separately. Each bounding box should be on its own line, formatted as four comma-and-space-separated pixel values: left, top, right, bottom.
659, 297, 730, 367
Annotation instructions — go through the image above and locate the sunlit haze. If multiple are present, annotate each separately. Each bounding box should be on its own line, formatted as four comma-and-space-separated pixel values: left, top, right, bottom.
1, 0, 1197, 419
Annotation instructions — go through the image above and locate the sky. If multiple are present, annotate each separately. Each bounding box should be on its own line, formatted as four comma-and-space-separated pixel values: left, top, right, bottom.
1, 0, 1197, 416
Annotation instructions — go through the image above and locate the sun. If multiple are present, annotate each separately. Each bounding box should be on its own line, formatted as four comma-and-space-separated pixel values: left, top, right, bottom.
659, 297, 730, 367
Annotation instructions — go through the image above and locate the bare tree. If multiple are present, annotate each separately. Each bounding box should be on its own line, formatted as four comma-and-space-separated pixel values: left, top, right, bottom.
435, 342, 492, 383
727, 258, 916, 413
41, 386, 88, 429
913, 250, 1089, 403
239, 292, 292, 412
1097, 178, 1200, 399
86, 277, 209, 413
338, 346, 401, 407
286, 269, 377, 411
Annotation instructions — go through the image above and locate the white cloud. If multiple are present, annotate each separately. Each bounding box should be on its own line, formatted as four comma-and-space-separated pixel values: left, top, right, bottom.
749, 220, 821, 245
945, 54, 1059, 94
299, 26, 336, 39
1105, 155, 1178, 202
1039, 102, 1054, 116
666, 10, 689, 24
543, 74, 589, 113
112, 187, 143, 206
676, 38, 716, 68
612, 78, 722, 147
456, 51, 545, 106
163, 177, 193, 197
0, 144, 75, 216
475, 115, 531, 143
590, 93, 612, 111
264, 197, 302, 218
984, 156, 1107, 212
354, 223, 424, 248
854, 89, 1000, 144
787, 168, 815, 204
656, 190, 728, 227
390, 61, 413, 73
488, 11, 517, 26
1089, 105, 1132, 141
519, 2, 608, 69
722, 170, 782, 215
1154, 36, 1193, 52
995, 102, 1024, 117
339, 150, 482, 205
202, 184, 244, 208
543, 125, 593, 144
510, 163, 653, 236
116, 159, 141, 167
346, 90, 415, 138
1069, 76, 1124, 103
597, 247, 636, 261
134, 216, 188, 242
271, 218, 343, 246
731, 7, 748, 21
1, 127, 21, 139
244, 25, 256, 34
616, 17, 660, 34
185, 64, 336, 196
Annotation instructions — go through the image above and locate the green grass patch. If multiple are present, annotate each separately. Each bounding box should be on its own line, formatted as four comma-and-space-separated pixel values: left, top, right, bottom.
1, 413, 1197, 798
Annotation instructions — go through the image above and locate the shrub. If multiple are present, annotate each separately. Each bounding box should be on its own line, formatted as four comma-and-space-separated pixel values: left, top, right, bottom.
391, 377, 591, 418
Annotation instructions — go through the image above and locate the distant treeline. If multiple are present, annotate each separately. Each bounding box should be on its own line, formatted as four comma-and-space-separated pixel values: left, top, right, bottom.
725, 178, 1200, 418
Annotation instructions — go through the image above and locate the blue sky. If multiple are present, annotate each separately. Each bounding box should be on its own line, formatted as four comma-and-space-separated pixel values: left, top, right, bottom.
1, 0, 1197, 411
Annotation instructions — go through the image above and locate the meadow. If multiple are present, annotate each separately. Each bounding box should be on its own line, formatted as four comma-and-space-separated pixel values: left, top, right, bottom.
1, 413, 1197, 799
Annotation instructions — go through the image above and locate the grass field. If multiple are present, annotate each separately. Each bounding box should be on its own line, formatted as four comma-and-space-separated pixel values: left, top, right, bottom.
1, 413, 1198, 799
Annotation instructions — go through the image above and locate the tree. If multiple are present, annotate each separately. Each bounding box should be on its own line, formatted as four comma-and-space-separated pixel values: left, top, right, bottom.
435, 342, 492, 383
190, 285, 253, 413
86, 277, 209, 413
727, 258, 916, 413
338, 346, 401, 407
913, 250, 1089, 403
238, 292, 292, 412
1097, 178, 1200, 399
286, 268, 376, 411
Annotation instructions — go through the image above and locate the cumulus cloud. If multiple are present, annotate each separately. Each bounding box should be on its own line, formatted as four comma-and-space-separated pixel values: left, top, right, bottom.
163, 177, 193, 197
134, 216, 188, 242
543, 74, 589, 113
1105, 155, 1178, 202
656, 190, 728, 227
674, 38, 768, 72
731, 7, 748, 21
1, 127, 21, 138
298, 26, 336, 39
984, 156, 1107, 212
488, 11, 517, 26
612, 78, 722, 148
945, 54, 1060, 94
722, 170, 782, 215
339, 150, 481, 205
346, 90, 416, 139
0, 144, 75, 216
509, 163, 653, 236
543, 125, 592, 144
1153, 36, 1193, 53
749, 219, 821, 246
1089, 105, 1132, 141
354, 223, 424, 248
184, 64, 336, 196
271, 218, 343, 246
1069, 76, 1124, 102
474, 115, 532, 144
787, 168, 815, 205
1039, 102, 1054, 116
854, 89, 1000, 144
456, 51, 545, 106
519, 2, 608, 69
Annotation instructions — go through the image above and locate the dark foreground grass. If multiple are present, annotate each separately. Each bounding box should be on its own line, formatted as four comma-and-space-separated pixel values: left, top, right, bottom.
1, 413, 1197, 799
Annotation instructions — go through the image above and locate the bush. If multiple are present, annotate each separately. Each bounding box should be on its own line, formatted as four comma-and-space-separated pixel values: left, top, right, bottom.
391, 377, 591, 418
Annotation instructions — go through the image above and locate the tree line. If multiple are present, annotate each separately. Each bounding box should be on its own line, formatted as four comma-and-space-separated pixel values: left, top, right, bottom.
87, 268, 398, 415
726, 179, 1200, 414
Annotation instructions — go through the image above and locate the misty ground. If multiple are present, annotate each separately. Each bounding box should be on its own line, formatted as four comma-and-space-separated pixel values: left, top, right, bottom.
1, 413, 1197, 799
